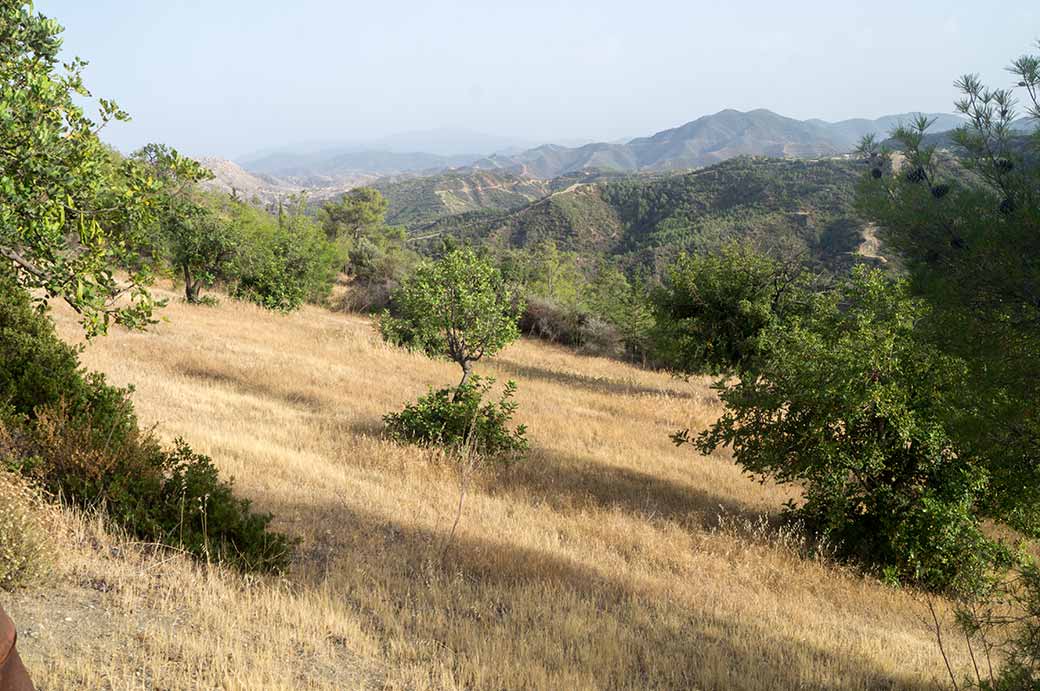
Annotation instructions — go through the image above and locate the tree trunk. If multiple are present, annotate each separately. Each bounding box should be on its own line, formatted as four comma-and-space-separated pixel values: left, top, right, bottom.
183, 264, 200, 304
454, 361, 473, 400
458, 361, 473, 388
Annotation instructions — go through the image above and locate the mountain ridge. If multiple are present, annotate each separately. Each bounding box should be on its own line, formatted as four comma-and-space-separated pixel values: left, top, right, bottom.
234, 109, 967, 184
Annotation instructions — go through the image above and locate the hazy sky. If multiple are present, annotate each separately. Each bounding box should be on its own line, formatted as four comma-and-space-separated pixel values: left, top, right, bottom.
38, 0, 1039, 159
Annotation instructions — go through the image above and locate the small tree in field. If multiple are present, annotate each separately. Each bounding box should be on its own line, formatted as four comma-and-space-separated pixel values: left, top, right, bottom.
381, 248, 527, 460
381, 248, 524, 388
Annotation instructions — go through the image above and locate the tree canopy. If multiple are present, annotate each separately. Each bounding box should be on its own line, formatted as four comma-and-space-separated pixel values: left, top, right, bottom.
0, 3, 169, 334
381, 248, 524, 387
321, 187, 389, 242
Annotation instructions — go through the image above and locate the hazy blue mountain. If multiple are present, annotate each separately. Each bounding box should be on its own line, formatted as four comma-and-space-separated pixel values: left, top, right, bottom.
470, 109, 968, 178
363, 128, 539, 156
235, 110, 973, 183
240, 150, 481, 186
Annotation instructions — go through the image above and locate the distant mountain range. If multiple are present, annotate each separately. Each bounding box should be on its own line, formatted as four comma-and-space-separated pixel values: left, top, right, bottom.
228, 109, 969, 185
470, 110, 968, 178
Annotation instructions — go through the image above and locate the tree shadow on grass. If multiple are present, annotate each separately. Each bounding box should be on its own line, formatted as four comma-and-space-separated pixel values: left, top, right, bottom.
259, 495, 939, 691
491, 357, 697, 400
178, 361, 327, 412
485, 447, 764, 531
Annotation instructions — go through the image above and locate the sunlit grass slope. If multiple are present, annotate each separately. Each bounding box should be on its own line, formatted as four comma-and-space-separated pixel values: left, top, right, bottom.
8, 285, 971, 689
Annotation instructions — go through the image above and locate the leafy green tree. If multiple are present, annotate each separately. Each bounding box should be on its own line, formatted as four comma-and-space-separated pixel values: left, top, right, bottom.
229, 197, 338, 311
381, 248, 524, 387
0, 2, 167, 335
133, 144, 230, 304
856, 39, 1040, 540
688, 268, 1005, 589
652, 243, 809, 375
526, 240, 584, 306
584, 264, 655, 361
320, 187, 389, 242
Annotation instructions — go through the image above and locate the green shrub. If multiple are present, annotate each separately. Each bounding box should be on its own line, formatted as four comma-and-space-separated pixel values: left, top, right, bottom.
0, 277, 293, 571
384, 376, 528, 461
0, 469, 51, 590
691, 268, 1005, 590
652, 243, 810, 376
228, 201, 338, 312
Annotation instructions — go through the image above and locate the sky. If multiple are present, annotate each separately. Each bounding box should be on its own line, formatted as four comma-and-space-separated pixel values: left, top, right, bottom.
38, 0, 1040, 159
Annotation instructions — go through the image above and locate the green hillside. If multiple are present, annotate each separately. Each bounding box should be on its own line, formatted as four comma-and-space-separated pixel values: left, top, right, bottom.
415, 157, 869, 274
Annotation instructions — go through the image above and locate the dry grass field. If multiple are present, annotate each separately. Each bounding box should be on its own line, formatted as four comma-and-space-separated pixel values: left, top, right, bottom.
5, 285, 975, 689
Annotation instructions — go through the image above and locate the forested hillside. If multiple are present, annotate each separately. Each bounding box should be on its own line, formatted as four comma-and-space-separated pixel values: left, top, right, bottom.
413, 157, 869, 274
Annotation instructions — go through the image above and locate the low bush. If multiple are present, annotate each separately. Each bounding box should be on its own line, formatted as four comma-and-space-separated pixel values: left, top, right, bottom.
520, 295, 644, 361
520, 296, 585, 347
0, 275, 293, 572
575, 316, 625, 358
384, 376, 528, 461
338, 278, 395, 314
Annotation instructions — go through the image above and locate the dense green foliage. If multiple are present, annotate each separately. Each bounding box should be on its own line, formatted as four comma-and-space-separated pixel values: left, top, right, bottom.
227, 196, 339, 311
384, 376, 528, 461
495, 241, 654, 360
852, 39, 1040, 674
0, 2, 167, 335
0, 271, 292, 571
320, 187, 388, 241
381, 248, 524, 386
857, 94, 1040, 547
652, 243, 809, 375
690, 268, 1004, 589
133, 144, 232, 304
318, 188, 420, 312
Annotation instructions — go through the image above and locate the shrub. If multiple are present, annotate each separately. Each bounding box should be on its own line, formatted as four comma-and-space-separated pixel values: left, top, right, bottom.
229, 201, 338, 312
690, 268, 1004, 590
0, 278, 293, 571
652, 243, 809, 375
4, 406, 293, 572
0, 269, 137, 449
0, 469, 51, 590
519, 295, 586, 347
384, 376, 528, 461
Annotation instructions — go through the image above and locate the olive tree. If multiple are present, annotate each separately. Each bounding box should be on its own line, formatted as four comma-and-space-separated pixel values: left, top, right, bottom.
0, 3, 170, 335
381, 248, 524, 388
133, 144, 229, 304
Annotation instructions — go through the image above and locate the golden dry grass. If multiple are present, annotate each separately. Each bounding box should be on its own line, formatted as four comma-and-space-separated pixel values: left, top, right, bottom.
6, 285, 977, 689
